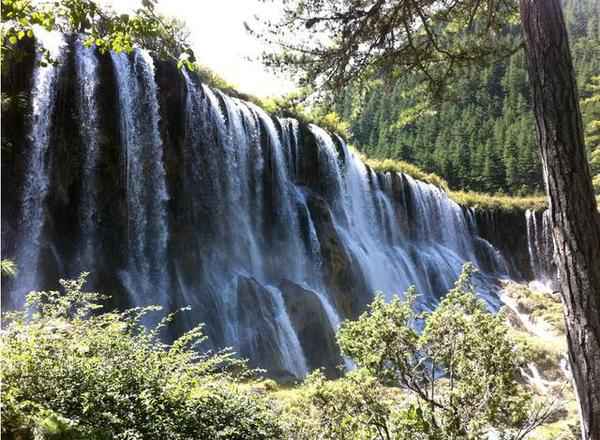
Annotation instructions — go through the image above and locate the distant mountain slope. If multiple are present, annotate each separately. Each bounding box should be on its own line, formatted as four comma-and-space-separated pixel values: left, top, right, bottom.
336, 0, 599, 195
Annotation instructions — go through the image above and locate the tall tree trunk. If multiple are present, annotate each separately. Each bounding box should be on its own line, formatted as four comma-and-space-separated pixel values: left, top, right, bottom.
519, 1, 600, 438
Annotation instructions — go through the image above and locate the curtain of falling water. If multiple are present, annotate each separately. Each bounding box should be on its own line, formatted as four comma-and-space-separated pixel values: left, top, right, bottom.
11, 30, 66, 309
111, 49, 170, 308
526, 209, 557, 289
6, 41, 524, 378
74, 39, 100, 270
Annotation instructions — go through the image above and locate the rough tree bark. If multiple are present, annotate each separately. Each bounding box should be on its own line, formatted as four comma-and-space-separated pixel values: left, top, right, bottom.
519, 0, 600, 438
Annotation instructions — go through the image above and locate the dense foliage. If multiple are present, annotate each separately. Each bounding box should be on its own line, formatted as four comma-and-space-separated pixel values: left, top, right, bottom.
275, 265, 555, 439
1, 266, 566, 439
1, 0, 195, 68
0, 274, 282, 439
334, 0, 599, 195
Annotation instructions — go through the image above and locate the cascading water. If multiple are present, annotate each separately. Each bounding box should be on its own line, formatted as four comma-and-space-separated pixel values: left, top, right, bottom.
3, 39, 531, 379
111, 49, 170, 308
74, 39, 100, 270
9, 30, 66, 309
526, 209, 557, 290
308, 127, 505, 308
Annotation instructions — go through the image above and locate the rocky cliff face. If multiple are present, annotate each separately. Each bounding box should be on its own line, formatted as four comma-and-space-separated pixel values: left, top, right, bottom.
473, 210, 534, 281
1, 35, 548, 380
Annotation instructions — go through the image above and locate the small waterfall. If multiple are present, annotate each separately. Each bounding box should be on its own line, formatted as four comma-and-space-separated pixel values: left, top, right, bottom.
266, 285, 309, 378
526, 210, 540, 278
467, 208, 511, 276
74, 39, 100, 270
111, 49, 170, 308
526, 209, 557, 290
10, 30, 66, 308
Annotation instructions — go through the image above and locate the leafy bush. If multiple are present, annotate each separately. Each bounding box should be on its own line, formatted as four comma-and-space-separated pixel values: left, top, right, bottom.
278, 264, 556, 439
256, 91, 352, 139
0, 258, 17, 277
0, 274, 282, 440
2, 269, 563, 439
278, 368, 398, 440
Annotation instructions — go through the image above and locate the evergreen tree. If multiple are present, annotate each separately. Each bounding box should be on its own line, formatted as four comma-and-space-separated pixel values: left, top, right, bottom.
334, 0, 598, 195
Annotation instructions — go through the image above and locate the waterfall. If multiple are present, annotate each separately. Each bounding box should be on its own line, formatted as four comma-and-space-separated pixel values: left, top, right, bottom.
306, 127, 502, 307
176, 74, 317, 373
74, 39, 100, 270
4, 40, 531, 378
10, 30, 66, 308
111, 49, 170, 308
526, 209, 557, 290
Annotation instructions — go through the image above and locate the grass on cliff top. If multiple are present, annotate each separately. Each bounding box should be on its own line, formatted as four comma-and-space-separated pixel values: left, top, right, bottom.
354, 151, 547, 212
362, 156, 451, 190
449, 190, 548, 212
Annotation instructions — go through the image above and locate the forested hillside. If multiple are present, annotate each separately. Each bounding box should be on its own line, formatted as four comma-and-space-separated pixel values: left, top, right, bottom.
335, 0, 599, 195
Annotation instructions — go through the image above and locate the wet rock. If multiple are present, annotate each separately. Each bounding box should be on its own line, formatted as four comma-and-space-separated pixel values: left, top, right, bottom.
306, 193, 372, 320
390, 173, 415, 239
236, 276, 297, 381
278, 279, 342, 377
294, 123, 321, 191
474, 210, 532, 280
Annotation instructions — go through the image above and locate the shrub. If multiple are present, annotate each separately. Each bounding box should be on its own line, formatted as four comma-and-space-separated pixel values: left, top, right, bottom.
0, 274, 282, 439
281, 264, 557, 439
285, 369, 395, 440
0, 258, 17, 277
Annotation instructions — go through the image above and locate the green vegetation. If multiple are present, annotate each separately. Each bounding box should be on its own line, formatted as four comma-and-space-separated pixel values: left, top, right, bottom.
3, 266, 568, 439
257, 91, 352, 140
360, 154, 450, 190
512, 329, 565, 380
354, 150, 547, 211
334, 265, 545, 439
327, 0, 600, 195
1, 274, 282, 439
269, 265, 557, 439
448, 190, 547, 212
268, 278, 577, 440
502, 282, 566, 376
503, 282, 566, 333
0, 258, 17, 277
582, 75, 600, 195
499, 281, 580, 439
1, 0, 196, 68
